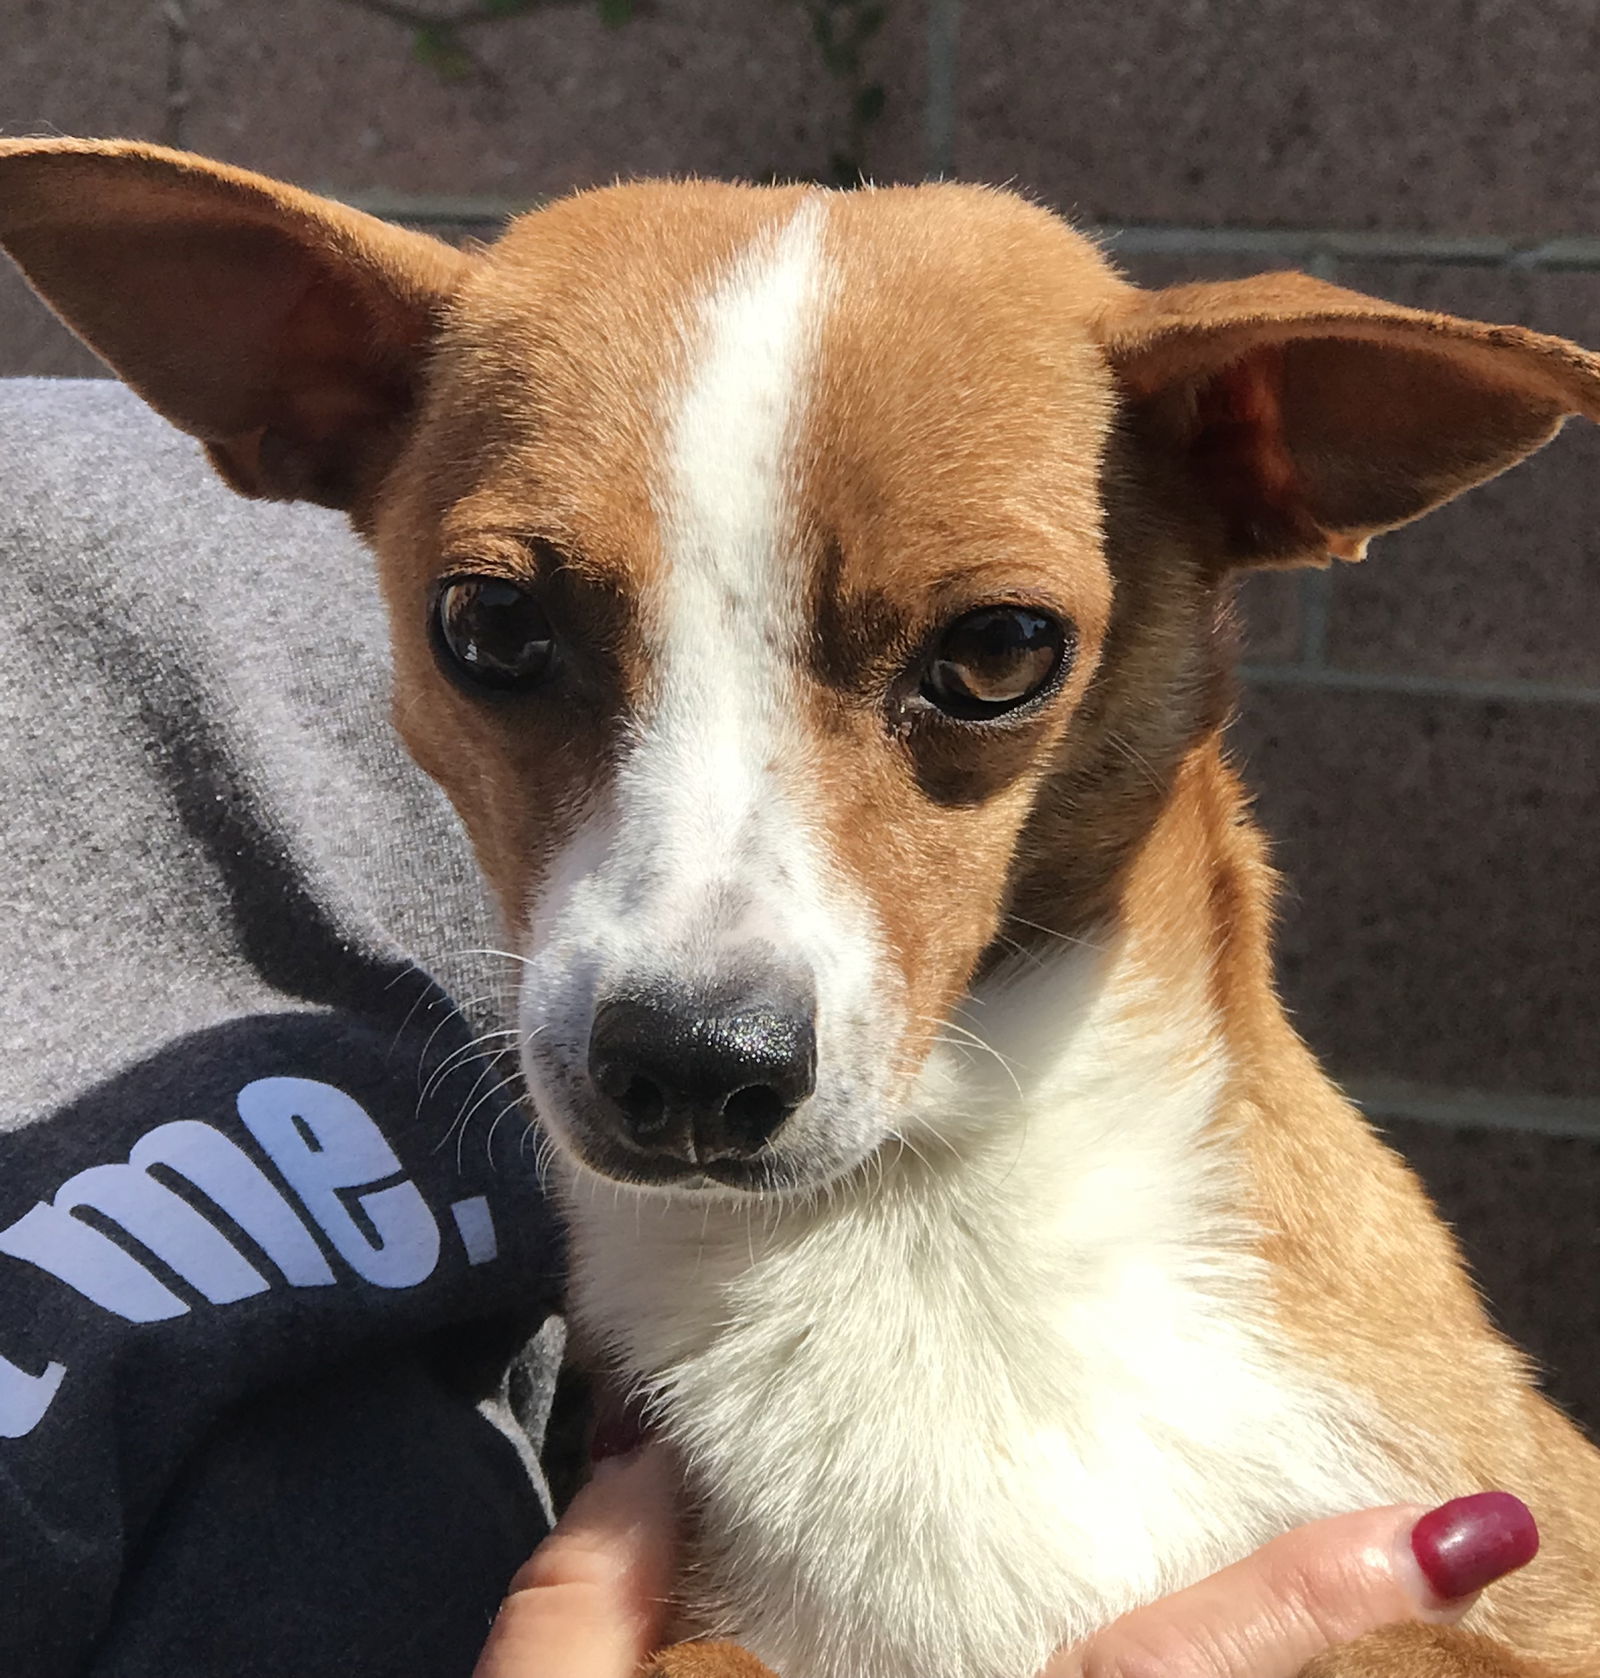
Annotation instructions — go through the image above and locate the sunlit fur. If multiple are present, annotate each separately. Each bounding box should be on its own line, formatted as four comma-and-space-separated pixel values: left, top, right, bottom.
10, 139, 1600, 1678
565, 930, 1445, 1678
516, 201, 899, 1190
535, 205, 1433, 1674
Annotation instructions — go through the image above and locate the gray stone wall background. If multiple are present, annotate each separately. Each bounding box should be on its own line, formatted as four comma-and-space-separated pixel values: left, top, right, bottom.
4, 0, 1599, 1432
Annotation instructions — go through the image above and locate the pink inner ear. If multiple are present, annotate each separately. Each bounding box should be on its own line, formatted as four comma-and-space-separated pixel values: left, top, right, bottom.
1185, 348, 1334, 565
196, 254, 428, 506
66, 219, 315, 435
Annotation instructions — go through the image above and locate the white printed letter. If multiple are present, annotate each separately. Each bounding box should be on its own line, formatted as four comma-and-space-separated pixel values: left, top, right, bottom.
0, 1352, 65, 1439
236, 1078, 440, 1289
0, 1119, 324, 1321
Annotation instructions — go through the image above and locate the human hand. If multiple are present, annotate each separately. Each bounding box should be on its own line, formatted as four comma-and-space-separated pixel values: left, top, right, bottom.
475, 1464, 1538, 1678
474, 1445, 678, 1678
1046, 1492, 1539, 1677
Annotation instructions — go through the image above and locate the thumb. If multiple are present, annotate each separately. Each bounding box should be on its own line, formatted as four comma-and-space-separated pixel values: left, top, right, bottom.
475, 1444, 679, 1678
1047, 1493, 1539, 1678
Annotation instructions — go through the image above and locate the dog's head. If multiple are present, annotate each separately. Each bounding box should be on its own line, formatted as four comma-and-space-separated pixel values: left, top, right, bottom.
7, 141, 1597, 1194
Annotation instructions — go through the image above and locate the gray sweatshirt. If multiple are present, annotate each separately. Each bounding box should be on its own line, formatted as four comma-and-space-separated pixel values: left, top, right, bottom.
0, 379, 563, 1677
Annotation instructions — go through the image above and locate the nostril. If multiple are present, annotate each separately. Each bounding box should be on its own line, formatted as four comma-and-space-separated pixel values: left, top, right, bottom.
617, 1073, 668, 1135
719, 1083, 790, 1155
593, 1057, 671, 1133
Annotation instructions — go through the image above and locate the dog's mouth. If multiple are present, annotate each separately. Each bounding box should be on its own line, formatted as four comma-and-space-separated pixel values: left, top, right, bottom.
547, 1117, 812, 1196
512, 971, 852, 1195
518, 1032, 892, 1199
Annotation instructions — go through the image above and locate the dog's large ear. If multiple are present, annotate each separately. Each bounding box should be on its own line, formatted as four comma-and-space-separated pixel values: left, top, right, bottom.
0, 138, 470, 510
1101, 270, 1600, 568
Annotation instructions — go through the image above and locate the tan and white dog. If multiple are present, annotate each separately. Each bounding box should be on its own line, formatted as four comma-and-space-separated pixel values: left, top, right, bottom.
3, 139, 1598, 1678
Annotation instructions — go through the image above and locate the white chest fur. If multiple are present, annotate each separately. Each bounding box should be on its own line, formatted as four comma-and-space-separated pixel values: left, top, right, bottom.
562, 949, 1430, 1678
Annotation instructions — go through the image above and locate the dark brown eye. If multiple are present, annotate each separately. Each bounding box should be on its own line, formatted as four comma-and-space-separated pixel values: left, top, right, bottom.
921, 606, 1071, 720
434, 577, 554, 690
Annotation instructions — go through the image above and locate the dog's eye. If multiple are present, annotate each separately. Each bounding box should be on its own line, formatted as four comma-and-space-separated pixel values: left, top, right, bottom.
921, 607, 1071, 720
434, 577, 554, 690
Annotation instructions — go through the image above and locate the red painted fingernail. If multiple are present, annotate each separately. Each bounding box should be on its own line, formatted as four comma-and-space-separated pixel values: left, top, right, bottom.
1411, 1491, 1540, 1599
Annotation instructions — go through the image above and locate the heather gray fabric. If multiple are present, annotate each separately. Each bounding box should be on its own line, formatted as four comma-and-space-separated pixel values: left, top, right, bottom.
0, 379, 564, 1677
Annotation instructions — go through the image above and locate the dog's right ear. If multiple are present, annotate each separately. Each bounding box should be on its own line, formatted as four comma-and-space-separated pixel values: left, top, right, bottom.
1100, 269, 1600, 570
0, 139, 469, 510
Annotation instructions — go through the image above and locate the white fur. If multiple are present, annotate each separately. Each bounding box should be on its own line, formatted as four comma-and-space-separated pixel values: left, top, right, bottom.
518, 199, 902, 1181
564, 936, 1448, 1678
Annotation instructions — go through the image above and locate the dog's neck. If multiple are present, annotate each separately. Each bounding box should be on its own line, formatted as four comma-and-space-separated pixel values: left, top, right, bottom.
560, 733, 1427, 1678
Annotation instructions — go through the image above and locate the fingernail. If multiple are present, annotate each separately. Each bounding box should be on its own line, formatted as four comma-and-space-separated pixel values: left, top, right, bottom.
1411, 1491, 1540, 1599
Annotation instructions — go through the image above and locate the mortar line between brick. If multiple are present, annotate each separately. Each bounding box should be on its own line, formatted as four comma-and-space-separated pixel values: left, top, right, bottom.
1297, 571, 1332, 668
1240, 663, 1600, 706
923, 0, 961, 179
1350, 1079, 1600, 1140
1296, 243, 1340, 676
162, 0, 190, 151
1098, 223, 1600, 271
334, 190, 1600, 273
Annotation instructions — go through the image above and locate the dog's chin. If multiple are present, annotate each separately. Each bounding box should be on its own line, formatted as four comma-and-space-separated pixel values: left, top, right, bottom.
541, 1113, 872, 1200
519, 1052, 897, 1200
567, 1139, 795, 1196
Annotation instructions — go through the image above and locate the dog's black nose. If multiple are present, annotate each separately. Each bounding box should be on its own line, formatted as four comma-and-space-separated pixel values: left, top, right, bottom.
588, 987, 817, 1166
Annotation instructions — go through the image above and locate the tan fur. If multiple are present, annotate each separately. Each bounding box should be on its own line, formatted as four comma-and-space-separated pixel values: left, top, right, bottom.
1300, 1623, 1554, 1678
4, 139, 1599, 1678
643, 1641, 783, 1678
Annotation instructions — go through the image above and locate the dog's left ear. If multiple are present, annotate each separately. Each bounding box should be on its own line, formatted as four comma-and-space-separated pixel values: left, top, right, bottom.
0, 138, 470, 510
1101, 269, 1600, 568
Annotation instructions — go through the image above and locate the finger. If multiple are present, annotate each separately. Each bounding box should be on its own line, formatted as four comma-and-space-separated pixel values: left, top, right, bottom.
1048, 1492, 1539, 1678
475, 1444, 679, 1678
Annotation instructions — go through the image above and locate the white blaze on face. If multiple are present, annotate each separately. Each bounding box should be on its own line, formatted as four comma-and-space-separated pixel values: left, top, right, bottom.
637, 197, 831, 937
518, 198, 903, 1181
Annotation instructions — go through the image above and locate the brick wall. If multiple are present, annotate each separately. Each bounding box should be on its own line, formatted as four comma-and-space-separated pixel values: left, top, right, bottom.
5, 0, 1598, 1431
